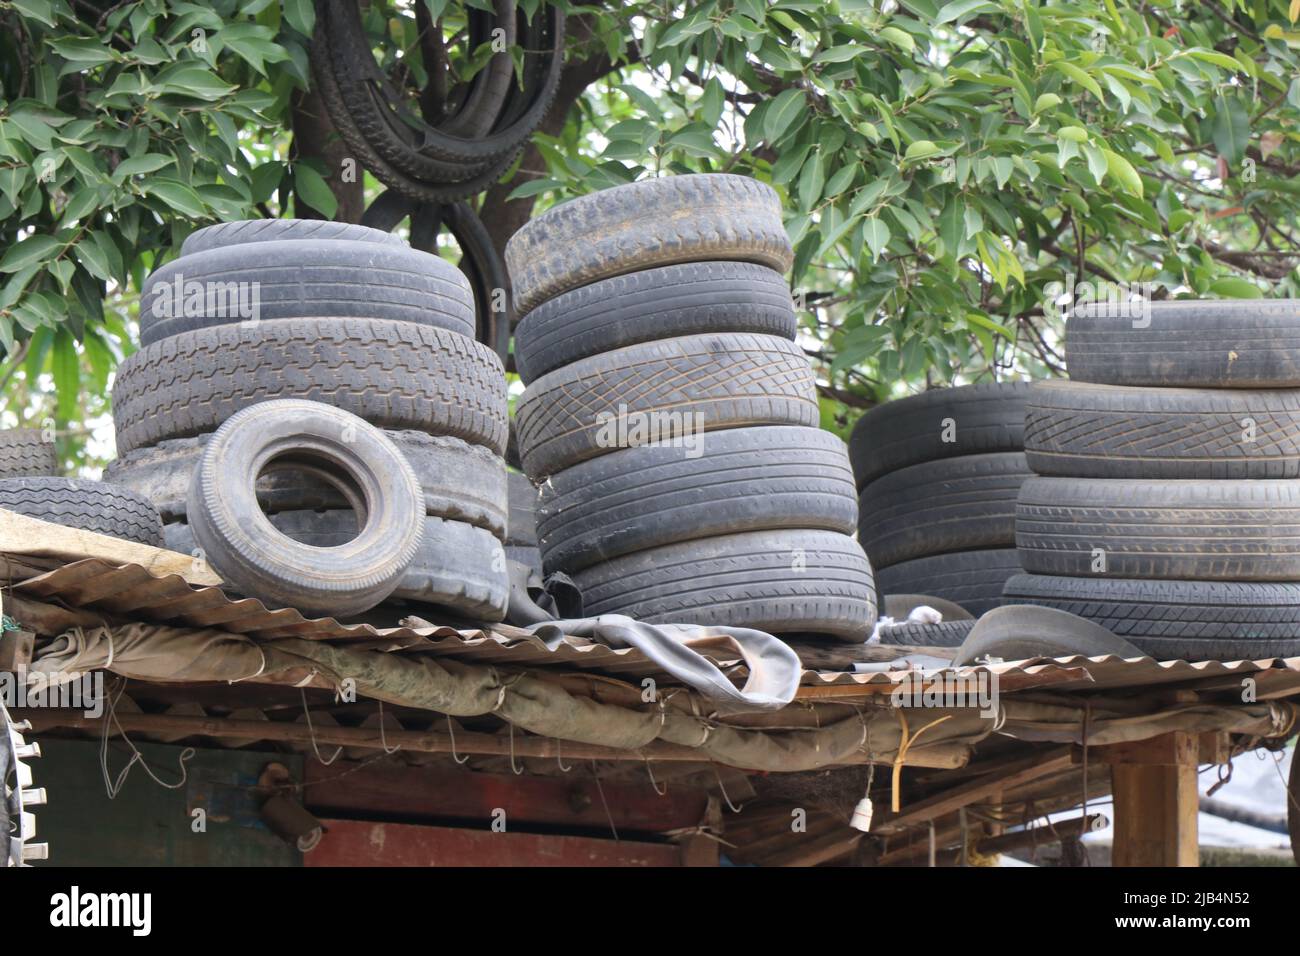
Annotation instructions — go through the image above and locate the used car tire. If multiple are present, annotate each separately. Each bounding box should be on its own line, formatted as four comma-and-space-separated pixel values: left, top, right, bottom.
1002, 574, 1300, 640
537, 425, 857, 573
1065, 299, 1300, 387
505, 174, 794, 316
515, 333, 819, 480
951, 604, 1143, 666
112, 318, 508, 456
848, 381, 1029, 488
873, 549, 1021, 617
0, 429, 57, 479
1121, 634, 1300, 662
505, 471, 538, 547
0, 477, 163, 547
180, 218, 405, 257
513, 261, 797, 384
105, 431, 507, 536
1016, 477, 1300, 580
875, 619, 975, 648
1024, 380, 1300, 479
573, 529, 877, 643
858, 452, 1029, 568
168, 511, 508, 621
139, 239, 476, 347
187, 401, 426, 617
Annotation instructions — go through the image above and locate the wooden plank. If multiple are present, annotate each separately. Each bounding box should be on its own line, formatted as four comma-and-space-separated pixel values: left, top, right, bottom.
303, 760, 709, 833
1111, 732, 1199, 867
305, 819, 683, 867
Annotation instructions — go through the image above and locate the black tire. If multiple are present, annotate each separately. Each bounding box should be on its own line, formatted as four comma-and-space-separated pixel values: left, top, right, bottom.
876, 620, 975, 648
323, 0, 563, 176
1066, 299, 1300, 387
951, 604, 1143, 666
105, 430, 507, 536
858, 452, 1029, 568
1002, 574, 1300, 641
573, 529, 877, 643
111, 318, 508, 456
180, 219, 404, 257
537, 425, 857, 573
0, 477, 162, 547
873, 549, 1021, 617
513, 261, 797, 384
1016, 476, 1300, 580
848, 381, 1029, 488
505, 175, 794, 316
1125, 634, 1300, 662
187, 401, 426, 617
167, 512, 508, 621
505, 471, 537, 547
139, 239, 475, 347
0, 429, 57, 479
1024, 380, 1300, 479
515, 333, 818, 480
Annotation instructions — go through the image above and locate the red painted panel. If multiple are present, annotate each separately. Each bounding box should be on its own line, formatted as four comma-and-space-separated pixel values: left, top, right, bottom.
306, 819, 684, 867
303, 761, 707, 833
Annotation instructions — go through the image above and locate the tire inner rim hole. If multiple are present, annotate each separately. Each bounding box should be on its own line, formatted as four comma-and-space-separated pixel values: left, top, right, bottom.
258, 453, 370, 547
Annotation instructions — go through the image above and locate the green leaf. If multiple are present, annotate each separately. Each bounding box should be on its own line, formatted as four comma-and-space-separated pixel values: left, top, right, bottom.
764, 89, 807, 143
1056, 126, 1089, 143
862, 217, 891, 262
1102, 149, 1143, 197
0, 235, 62, 273
143, 179, 207, 218
879, 27, 915, 53
293, 165, 338, 219
1208, 278, 1263, 298
903, 140, 941, 161
1052, 62, 1105, 102
283, 0, 316, 34
935, 0, 997, 24
51, 328, 80, 423
112, 154, 175, 183
1211, 95, 1250, 165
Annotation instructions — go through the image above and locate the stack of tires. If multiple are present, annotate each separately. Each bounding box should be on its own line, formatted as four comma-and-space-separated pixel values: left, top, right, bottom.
1005, 300, 1300, 660
506, 175, 877, 642
106, 219, 512, 621
0, 429, 165, 547
850, 383, 1031, 616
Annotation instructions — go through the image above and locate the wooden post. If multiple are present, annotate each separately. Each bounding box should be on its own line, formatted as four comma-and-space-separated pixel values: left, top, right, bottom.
1105, 732, 1199, 867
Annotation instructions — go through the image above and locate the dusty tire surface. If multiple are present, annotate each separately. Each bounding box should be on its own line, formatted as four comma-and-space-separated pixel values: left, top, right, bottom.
0, 477, 162, 547
106, 430, 507, 536
537, 425, 857, 573
873, 549, 1021, 617
0, 429, 58, 479
167, 512, 508, 621
573, 529, 877, 643
112, 318, 508, 456
515, 333, 819, 479
857, 452, 1029, 568
1024, 380, 1300, 479
140, 240, 475, 346
187, 401, 426, 617
848, 381, 1029, 488
180, 219, 405, 257
1065, 299, 1300, 387
505, 471, 538, 547
1002, 574, 1300, 641
1016, 477, 1300, 580
505, 174, 793, 316
513, 261, 796, 383
875, 619, 975, 648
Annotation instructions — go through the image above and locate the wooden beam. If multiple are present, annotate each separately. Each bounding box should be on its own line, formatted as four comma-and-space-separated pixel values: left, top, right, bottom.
1110, 732, 1199, 867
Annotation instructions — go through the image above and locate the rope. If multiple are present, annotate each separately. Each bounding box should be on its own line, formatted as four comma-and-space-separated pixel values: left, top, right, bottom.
299, 689, 342, 766
98, 679, 195, 799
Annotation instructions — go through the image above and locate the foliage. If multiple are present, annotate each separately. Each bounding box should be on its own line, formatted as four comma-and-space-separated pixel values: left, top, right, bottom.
522, 0, 1300, 434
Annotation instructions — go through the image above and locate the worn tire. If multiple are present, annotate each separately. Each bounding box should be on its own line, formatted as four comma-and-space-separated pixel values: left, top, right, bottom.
505, 471, 538, 547
105, 431, 507, 536
1024, 380, 1300, 479
505, 175, 794, 316
873, 549, 1021, 617
1125, 635, 1300, 662
168, 512, 508, 621
112, 318, 508, 456
0, 477, 162, 547
513, 261, 797, 383
187, 401, 426, 617
951, 604, 1143, 666
1066, 299, 1300, 387
573, 529, 877, 643
537, 425, 857, 573
180, 219, 405, 257
139, 240, 475, 346
0, 429, 57, 479
848, 381, 1029, 488
515, 333, 818, 479
858, 452, 1029, 568
1002, 574, 1300, 642
1016, 477, 1300, 580
876, 619, 975, 648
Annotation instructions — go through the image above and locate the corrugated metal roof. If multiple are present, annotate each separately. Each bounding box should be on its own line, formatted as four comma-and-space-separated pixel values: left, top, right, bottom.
7, 547, 1300, 698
